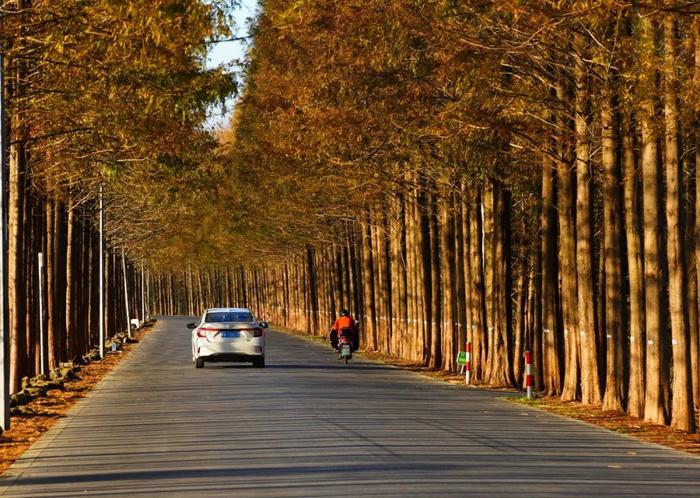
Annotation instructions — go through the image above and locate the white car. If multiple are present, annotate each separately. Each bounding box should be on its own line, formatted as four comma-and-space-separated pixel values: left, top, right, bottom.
189, 307, 268, 368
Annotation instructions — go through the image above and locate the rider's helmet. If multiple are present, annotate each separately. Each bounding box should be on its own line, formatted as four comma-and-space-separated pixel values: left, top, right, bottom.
339, 309, 349, 317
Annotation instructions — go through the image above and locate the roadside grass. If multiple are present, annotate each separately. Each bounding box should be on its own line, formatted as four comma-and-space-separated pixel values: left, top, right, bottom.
274, 325, 700, 457
0, 323, 156, 474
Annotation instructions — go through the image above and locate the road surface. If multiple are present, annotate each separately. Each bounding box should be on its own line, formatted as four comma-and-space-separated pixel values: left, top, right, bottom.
1, 317, 699, 497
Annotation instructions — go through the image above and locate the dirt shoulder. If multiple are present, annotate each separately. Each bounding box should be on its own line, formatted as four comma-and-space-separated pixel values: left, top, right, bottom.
0, 323, 156, 473
274, 325, 700, 457
515, 397, 700, 456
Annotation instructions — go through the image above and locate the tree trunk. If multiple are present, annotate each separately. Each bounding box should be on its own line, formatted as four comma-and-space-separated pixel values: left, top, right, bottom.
601, 87, 624, 412
663, 14, 695, 431
456, 188, 468, 363
8, 139, 26, 392
640, 14, 669, 425
419, 183, 432, 366
468, 196, 487, 382
622, 109, 646, 419
574, 35, 601, 405
488, 181, 512, 387
513, 266, 528, 386
694, 17, 700, 415
361, 216, 377, 351
483, 183, 495, 381
439, 189, 456, 372
428, 189, 441, 369
541, 152, 561, 395
557, 77, 580, 401
65, 203, 75, 361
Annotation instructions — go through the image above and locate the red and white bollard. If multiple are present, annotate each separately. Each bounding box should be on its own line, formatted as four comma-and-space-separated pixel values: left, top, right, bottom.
524, 350, 533, 399
465, 342, 472, 384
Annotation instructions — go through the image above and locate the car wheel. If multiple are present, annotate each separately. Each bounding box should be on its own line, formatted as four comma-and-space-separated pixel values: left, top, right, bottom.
195, 357, 205, 369
253, 357, 265, 368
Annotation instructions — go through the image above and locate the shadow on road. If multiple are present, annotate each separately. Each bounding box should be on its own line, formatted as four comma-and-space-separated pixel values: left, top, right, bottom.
205, 363, 391, 371
8, 462, 459, 490
266, 364, 392, 371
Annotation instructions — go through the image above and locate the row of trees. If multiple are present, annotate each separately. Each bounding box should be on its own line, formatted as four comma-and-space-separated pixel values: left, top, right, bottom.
165, 1, 700, 433
1, 0, 237, 394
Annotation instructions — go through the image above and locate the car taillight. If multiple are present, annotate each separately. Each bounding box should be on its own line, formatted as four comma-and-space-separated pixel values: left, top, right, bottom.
197, 328, 217, 338
241, 328, 262, 337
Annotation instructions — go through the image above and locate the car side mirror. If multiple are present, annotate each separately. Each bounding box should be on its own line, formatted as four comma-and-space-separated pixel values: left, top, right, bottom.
259, 321, 269, 329
186, 322, 197, 330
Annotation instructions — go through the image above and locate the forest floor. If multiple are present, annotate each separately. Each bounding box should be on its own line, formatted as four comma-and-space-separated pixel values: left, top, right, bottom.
0, 324, 155, 474
276, 326, 700, 457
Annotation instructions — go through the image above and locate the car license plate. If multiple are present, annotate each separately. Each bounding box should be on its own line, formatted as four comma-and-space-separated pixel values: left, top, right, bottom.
220, 331, 240, 338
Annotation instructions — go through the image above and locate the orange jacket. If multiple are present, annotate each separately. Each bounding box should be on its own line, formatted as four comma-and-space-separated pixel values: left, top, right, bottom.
331, 315, 356, 333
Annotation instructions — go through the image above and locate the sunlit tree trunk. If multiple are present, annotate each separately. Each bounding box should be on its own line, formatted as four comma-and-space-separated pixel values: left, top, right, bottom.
694, 17, 700, 415
390, 195, 402, 355
622, 109, 646, 418
488, 181, 512, 387
439, 189, 456, 372
513, 265, 528, 386
456, 188, 468, 364
65, 201, 76, 361
574, 35, 600, 405
663, 14, 695, 431
482, 182, 495, 381
419, 182, 432, 365
8, 122, 26, 392
640, 14, 669, 425
428, 189, 441, 369
601, 87, 624, 412
468, 196, 487, 381
541, 151, 561, 395
557, 76, 580, 401
361, 215, 377, 350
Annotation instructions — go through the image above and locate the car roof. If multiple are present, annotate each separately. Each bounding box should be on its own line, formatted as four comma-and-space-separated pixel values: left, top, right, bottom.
205, 307, 252, 313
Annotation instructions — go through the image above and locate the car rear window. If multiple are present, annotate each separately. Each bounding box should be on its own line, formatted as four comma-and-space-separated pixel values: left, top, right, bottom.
205, 311, 254, 323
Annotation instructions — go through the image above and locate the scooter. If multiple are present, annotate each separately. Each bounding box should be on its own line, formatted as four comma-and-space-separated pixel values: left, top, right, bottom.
338, 338, 353, 364
331, 328, 354, 364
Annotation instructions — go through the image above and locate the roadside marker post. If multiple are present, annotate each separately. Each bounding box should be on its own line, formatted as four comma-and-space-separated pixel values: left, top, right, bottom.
456, 343, 472, 385
457, 351, 466, 373
525, 350, 534, 399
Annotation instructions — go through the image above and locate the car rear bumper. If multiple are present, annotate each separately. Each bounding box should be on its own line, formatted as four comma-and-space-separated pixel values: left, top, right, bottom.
203, 352, 263, 363
196, 341, 264, 360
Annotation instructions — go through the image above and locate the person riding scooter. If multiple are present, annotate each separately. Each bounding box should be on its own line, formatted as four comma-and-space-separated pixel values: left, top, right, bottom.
330, 309, 359, 352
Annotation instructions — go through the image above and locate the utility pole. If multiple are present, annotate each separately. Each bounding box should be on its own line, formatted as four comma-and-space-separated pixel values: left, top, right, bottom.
146, 269, 150, 319
140, 261, 145, 326
99, 185, 104, 359
0, 44, 10, 432
122, 249, 131, 339
38, 253, 46, 375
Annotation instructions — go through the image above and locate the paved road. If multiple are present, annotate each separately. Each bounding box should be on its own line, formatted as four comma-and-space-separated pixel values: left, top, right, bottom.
1, 317, 699, 497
